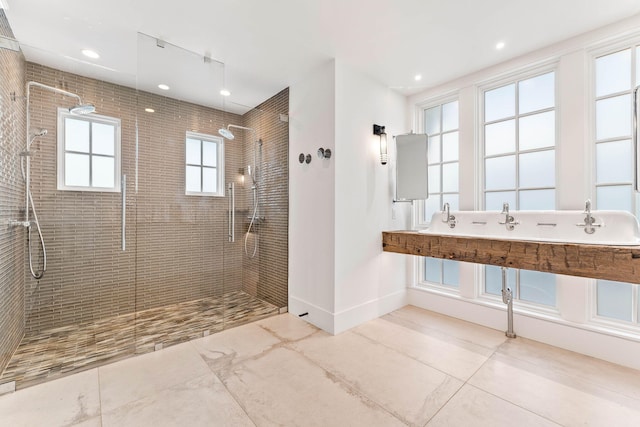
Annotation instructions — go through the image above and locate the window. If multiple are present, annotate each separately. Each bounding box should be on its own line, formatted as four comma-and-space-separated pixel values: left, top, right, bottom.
483, 72, 556, 210
57, 109, 121, 192
424, 100, 460, 219
421, 99, 460, 288
593, 46, 640, 324
482, 71, 557, 307
594, 47, 638, 215
185, 132, 224, 196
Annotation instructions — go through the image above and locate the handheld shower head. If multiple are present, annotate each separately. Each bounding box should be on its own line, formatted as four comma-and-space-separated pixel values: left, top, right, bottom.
28, 128, 48, 147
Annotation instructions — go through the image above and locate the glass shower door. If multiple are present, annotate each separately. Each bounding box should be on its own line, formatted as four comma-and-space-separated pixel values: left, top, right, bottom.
134, 33, 229, 350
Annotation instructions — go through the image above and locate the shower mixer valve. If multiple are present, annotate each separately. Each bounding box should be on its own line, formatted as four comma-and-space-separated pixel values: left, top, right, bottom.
9, 220, 30, 228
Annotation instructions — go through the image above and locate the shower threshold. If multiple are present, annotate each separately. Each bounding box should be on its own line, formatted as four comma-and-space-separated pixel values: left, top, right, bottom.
0, 290, 279, 391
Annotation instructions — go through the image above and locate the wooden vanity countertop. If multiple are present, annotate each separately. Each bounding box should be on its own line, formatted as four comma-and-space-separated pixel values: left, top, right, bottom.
382, 230, 640, 284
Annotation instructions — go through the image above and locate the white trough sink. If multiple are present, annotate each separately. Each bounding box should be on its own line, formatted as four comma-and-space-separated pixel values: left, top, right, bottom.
420, 210, 640, 246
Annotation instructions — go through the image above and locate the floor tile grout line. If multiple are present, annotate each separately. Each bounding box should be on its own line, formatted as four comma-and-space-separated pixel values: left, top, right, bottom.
350, 327, 478, 382
449, 339, 564, 427
460, 383, 564, 426
420, 338, 503, 426
384, 313, 504, 353
96, 346, 225, 423
214, 371, 259, 427
97, 367, 104, 426
477, 338, 640, 424
283, 341, 413, 426
192, 338, 265, 427
489, 339, 640, 406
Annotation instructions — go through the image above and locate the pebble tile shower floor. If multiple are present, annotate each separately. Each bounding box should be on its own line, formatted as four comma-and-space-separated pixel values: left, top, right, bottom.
0, 290, 279, 389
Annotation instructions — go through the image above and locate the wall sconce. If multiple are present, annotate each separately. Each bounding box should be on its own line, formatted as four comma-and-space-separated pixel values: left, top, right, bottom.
373, 124, 388, 165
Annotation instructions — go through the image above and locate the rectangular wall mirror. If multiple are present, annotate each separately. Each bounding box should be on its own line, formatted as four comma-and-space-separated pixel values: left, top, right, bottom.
395, 133, 429, 201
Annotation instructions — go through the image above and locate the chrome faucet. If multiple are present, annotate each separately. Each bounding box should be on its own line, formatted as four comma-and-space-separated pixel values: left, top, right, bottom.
577, 199, 601, 234
499, 202, 519, 231
441, 203, 456, 228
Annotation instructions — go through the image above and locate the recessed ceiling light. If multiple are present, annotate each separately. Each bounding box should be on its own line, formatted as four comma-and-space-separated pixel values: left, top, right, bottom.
145, 108, 155, 113
414, 74, 422, 81
220, 89, 231, 97
158, 84, 170, 90
496, 41, 505, 50
81, 49, 100, 59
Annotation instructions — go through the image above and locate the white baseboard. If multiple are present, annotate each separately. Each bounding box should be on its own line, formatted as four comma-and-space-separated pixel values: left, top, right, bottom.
289, 290, 408, 335
333, 290, 408, 334
288, 296, 336, 334
408, 288, 640, 371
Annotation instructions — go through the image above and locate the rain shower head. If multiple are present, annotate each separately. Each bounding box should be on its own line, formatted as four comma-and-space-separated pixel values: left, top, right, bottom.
69, 103, 96, 115
218, 128, 235, 140
219, 124, 257, 141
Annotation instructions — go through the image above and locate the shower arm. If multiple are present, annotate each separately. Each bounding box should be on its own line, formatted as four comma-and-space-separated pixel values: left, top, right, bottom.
26, 81, 84, 148
23, 82, 83, 224
227, 124, 258, 141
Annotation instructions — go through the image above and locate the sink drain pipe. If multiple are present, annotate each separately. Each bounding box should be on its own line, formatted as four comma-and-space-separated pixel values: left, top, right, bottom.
501, 267, 517, 338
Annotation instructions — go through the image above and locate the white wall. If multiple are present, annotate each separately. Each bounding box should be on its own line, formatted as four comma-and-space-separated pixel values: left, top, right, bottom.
288, 60, 337, 332
289, 59, 409, 334
333, 59, 409, 333
406, 14, 640, 370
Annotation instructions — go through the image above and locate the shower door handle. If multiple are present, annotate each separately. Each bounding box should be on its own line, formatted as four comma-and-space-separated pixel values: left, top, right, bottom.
228, 182, 235, 242
634, 86, 640, 192
121, 174, 126, 251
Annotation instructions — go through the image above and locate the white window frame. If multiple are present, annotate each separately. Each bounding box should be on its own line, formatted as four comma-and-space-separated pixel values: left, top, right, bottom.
185, 131, 225, 197
477, 64, 560, 311
589, 40, 640, 217
57, 108, 121, 192
413, 94, 461, 293
414, 93, 460, 228
479, 67, 558, 211
588, 38, 640, 330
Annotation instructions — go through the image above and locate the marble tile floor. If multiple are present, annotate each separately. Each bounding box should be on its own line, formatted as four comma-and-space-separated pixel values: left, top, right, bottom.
1, 305, 640, 426
0, 291, 279, 390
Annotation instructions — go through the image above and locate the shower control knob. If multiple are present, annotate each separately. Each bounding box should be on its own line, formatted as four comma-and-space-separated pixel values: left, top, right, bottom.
317, 147, 332, 159
305, 154, 312, 164
299, 153, 305, 163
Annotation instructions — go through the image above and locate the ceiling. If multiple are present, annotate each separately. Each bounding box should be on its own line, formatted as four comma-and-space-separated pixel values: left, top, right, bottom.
4, 0, 640, 115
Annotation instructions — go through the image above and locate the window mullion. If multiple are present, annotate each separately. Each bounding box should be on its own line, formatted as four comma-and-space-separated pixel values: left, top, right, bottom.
200, 140, 204, 193
514, 83, 520, 210
88, 122, 93, 187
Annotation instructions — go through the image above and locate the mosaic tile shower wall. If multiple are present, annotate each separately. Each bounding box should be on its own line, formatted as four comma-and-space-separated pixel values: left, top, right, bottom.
21, 63, 289, 334
243, 89, 289, 308
135, 90, 245, 311
0, 10, 26, 375
23, 64, 140, 334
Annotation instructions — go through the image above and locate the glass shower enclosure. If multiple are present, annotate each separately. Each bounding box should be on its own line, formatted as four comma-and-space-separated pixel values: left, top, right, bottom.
0, 30, 285, 389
